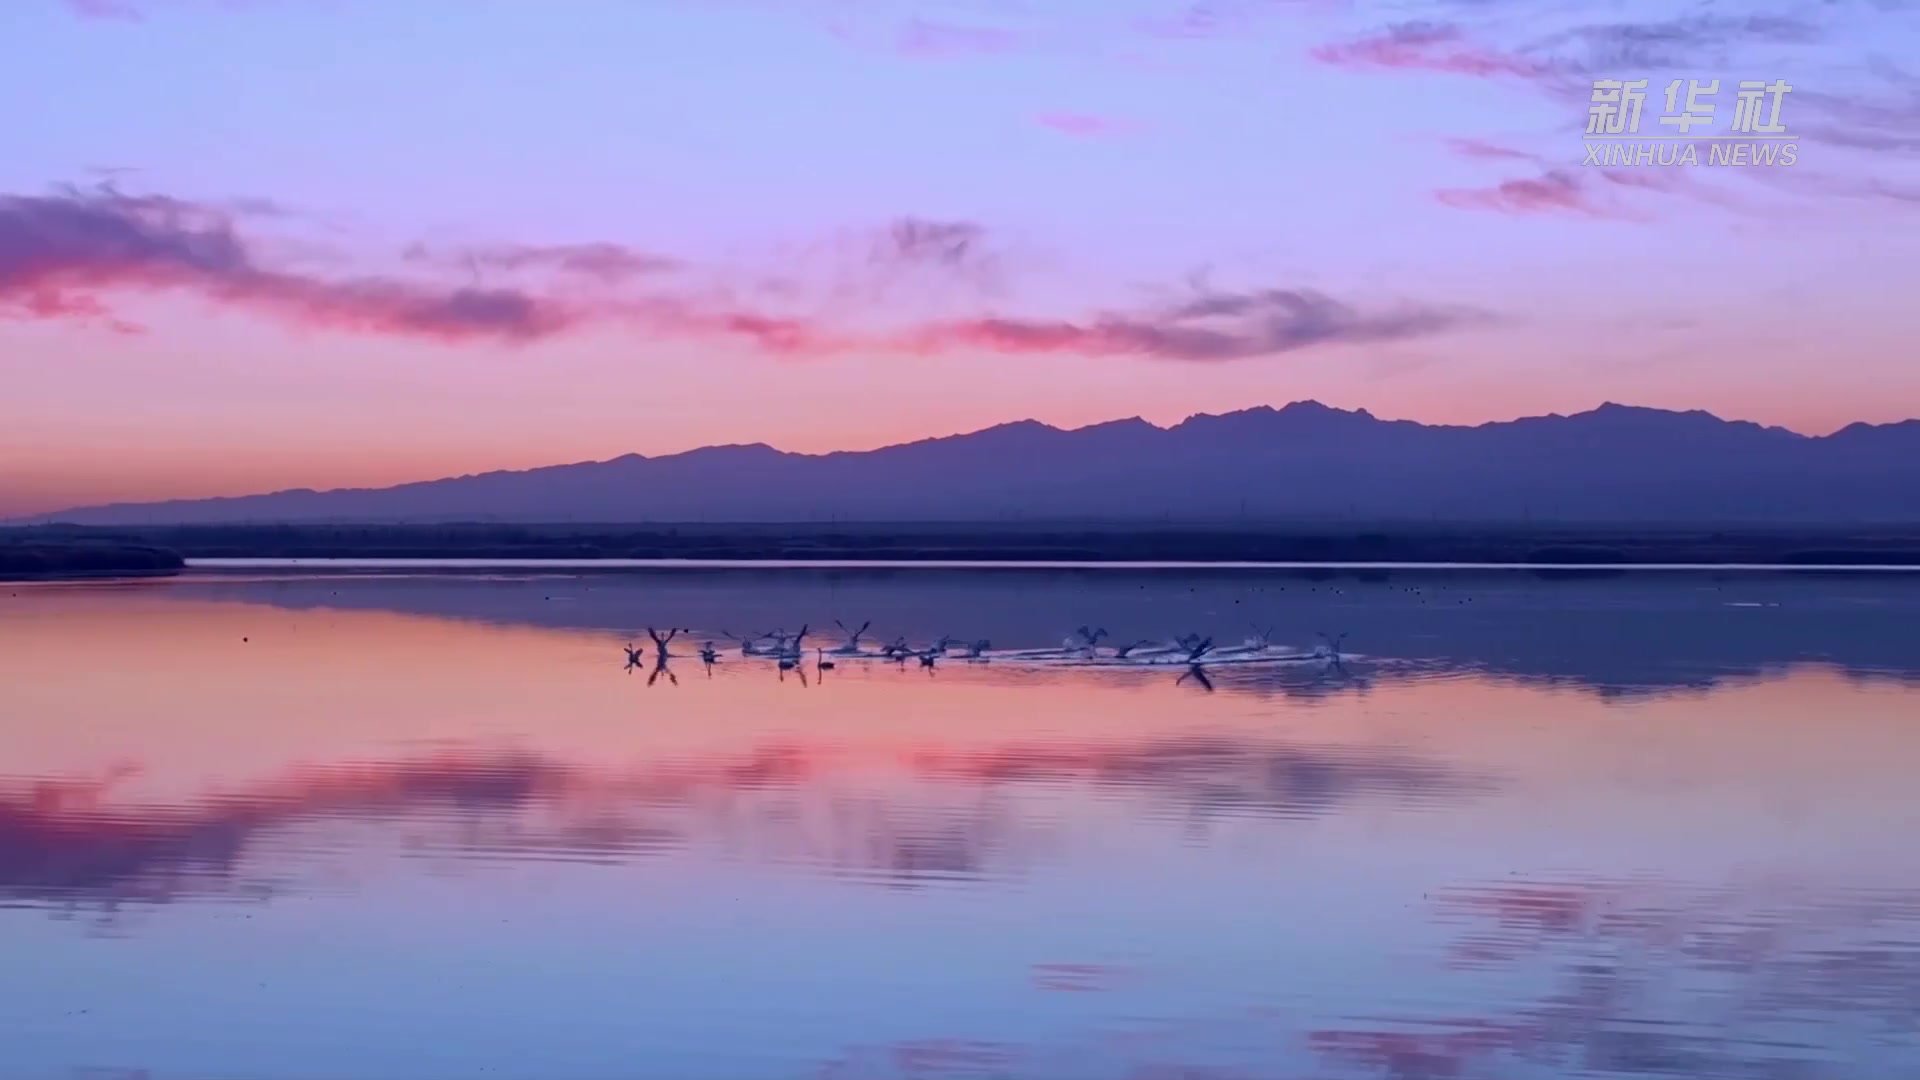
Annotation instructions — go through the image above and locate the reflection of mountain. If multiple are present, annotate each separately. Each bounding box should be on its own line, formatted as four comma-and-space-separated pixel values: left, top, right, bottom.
168, 569, 1920, 698
0, 735, 1491, 909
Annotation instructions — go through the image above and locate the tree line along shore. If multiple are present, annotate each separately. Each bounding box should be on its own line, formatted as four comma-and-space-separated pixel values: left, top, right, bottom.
0, 541, 187, 580
8, 523, 1920, 567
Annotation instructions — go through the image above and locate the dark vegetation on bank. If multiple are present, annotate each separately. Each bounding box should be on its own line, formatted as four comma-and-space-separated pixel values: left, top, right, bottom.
9, 523, 1920, 566
0, 540, 186, 580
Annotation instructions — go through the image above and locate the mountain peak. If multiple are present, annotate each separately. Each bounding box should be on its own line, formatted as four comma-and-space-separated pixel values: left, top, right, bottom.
1275, 400, 1377, 421
952, 418, 1063, 443
1079, 415, 1157, 431
1578, 401, 1722, 424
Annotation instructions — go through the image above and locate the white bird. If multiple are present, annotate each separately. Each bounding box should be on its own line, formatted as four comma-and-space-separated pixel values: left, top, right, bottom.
1317, 631, 1349, 664
723, 630, 771, 656
776, 624, 810, 661
833, 619, 872, 655
1212, 624, 1276, 659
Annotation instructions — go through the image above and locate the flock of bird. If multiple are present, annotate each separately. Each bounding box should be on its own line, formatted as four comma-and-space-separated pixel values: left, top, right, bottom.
622, 620, 1353, 688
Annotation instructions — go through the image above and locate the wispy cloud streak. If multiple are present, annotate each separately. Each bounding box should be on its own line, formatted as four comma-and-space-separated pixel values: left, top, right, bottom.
1527, 12, 1822, 74
1035, 112, 1130, 138
1437, 170, 1643, 219
1444, 137, 1539, 162
0, 186, 573, 342
877, 217, 989, 272
1, 184, 1481, 362
1310, 21, 1546, 79
1434, 138, 1751, 219
405, 242, 682, 282
64, 0, 143, 21
897, 285, 1485, 362
894, 16, 1020, 58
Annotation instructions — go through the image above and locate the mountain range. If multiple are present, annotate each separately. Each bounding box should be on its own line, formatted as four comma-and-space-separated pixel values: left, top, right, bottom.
21, 402, 1920, 525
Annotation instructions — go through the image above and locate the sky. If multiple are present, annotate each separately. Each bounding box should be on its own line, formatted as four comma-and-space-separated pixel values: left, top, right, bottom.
2, 0, 1918, 516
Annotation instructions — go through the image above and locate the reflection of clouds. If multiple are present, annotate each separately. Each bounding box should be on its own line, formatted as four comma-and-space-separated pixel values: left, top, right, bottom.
1309, 1021, 1528, 1080
802, 875, 1920, 1080
713, 789, 1045, 888
1030, 962, 1130, 993
0, 751, 582, 908
817, 1037, 1023, 1080
0, 733, 1491, 910
914, 735, 1493, 820
1313, 876, 1920, 1079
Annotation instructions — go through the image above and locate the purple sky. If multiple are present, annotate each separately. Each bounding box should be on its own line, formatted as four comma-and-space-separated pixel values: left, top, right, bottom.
2, 0, 1917, 515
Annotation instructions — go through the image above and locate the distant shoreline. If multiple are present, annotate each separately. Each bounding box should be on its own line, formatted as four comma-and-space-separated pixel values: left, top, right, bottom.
187, 557, 1920, 573
0, 542, 186, 581
2, 568, 183, 582
10, 523, 1920, 568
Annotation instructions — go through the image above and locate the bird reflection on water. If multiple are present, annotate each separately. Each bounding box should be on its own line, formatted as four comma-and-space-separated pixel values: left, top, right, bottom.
624, 631, 681, 685
625, 619, 1366, 694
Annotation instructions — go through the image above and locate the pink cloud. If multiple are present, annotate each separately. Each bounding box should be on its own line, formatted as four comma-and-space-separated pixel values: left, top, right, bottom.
876, 216, 988, 269
1438, 138, 1756, 219
651, 305, 851, 356
1035, 112, 1130, 138
1, 184, 1479, 363
0, 186, 575, 342
894, 17, 1019, 59
1310, 22, 1545, 80
1136, 0, 1349, 42
893, 286, 1483, 362
404, 241, 682, 282
0, 185, 941, 352
1443, 137, 1540, 162
1435, 171, 1645, 220
65, 0, 143, 21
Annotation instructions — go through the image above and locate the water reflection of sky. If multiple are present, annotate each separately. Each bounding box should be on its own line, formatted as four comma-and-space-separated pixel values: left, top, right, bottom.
1, 576, 1917, 1079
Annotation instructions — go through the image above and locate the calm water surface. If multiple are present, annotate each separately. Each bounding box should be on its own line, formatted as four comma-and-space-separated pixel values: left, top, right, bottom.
3, 568, 1918, 1079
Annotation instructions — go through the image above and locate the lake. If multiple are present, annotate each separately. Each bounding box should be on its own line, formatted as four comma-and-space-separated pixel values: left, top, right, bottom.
3, 567, 1918, 1079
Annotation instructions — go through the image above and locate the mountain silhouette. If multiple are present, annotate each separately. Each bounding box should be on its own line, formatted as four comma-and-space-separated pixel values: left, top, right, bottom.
22, 402, 1920, 525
